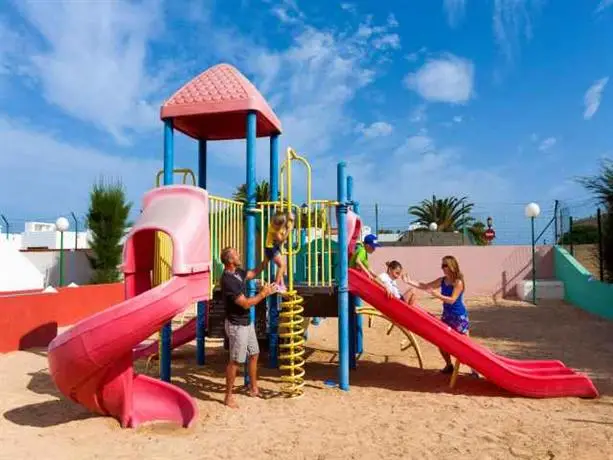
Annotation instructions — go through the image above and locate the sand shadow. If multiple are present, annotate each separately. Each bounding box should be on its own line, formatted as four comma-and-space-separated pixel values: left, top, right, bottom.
3, 370, 95, 427
566, 418, 613, 426
139, 343, 287, 402
301, 353, 512, 398
26, 370, 61, 398
158, 341, 507, 399
3, 399, 95, 428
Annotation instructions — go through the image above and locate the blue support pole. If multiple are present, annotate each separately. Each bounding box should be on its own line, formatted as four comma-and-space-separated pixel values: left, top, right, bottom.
352, 201, 364, 356
196, 139, 207, 366
336, 162, 349, 391
245, 111, 257, 386
346, 176, 357, 370
268, 134, 280, 368
160, 119, 174, 383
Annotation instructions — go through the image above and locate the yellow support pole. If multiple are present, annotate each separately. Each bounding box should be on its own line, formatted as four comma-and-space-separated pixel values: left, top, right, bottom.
278, 147, 306, 398
280, 148, 312, 286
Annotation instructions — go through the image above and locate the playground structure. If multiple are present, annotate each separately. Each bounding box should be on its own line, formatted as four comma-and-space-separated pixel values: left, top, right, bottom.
46, 63, 599, 429
130, 63, 425, 398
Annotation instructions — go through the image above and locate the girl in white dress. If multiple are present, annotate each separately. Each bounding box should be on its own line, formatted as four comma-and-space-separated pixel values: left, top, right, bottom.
377, 260, 417, 306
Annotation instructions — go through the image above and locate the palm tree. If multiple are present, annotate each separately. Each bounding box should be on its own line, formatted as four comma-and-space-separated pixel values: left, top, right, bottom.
232, 180, 271, 204
468, 221, 488, 246
408, 195, 475, 231
578, 159, 613, 281
578, 159, 613, 206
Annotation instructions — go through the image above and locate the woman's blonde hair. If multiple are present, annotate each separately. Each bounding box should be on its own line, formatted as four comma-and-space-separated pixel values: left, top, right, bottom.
442, 255, 465, 288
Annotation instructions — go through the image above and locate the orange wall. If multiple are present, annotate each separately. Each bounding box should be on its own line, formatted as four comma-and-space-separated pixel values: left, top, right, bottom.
0, 283, 124, 353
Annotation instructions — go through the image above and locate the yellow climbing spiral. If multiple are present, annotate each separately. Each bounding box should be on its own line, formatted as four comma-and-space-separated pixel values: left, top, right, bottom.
278, 289, 306, 398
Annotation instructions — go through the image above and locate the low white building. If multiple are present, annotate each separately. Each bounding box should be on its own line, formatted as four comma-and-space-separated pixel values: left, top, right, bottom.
0, 243, 45, 292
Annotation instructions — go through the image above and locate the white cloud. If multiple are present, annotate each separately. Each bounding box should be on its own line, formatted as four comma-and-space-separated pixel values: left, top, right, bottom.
453, 115, 463, 123
405, 54, 475, 104
596, 0, 613, 13
584, 77, 609, 120
444, 0, 467, 27
538, 137, 557, 152
410, 104, 428, 123
272, 0, 305, 25
530, 132, 539, 142
387, 13, 399, 28
11, 0, 167, 145
340, 3, 357, 14
405, 47, 427, 63
194, 10, 400, 183
356, 121, 394, 138
354, 15, 401, 51
492, 0, 544, 61
0, 117, 161, 218
373, 33, 401, 50
0, 20, 28, 77
394, 135, 434, 156
309, 142, 511, 211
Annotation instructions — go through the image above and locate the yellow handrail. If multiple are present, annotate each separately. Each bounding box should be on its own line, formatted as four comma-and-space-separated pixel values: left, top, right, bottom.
155, 168, 196, 187
280, 147, 312, 286
208, 195, 244, 295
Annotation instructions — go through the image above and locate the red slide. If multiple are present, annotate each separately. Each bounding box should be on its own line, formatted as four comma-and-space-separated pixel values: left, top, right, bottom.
48, 275, 206, 428
47, 185, 212, 428
133, 317, 197, 360
348, 269, 599, 398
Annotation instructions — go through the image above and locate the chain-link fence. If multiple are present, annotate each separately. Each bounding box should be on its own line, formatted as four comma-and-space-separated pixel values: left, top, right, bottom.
0, 213, 89, 235
0, 212, 90, 250
358, 200, 563, 246
558, 198, 605, 281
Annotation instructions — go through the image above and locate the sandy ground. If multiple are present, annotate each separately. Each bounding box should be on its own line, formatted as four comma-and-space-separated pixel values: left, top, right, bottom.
1, 295, 613, 460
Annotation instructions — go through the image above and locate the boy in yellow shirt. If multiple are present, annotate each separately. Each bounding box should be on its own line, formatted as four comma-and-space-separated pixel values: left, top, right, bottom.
264, 211, 295, 293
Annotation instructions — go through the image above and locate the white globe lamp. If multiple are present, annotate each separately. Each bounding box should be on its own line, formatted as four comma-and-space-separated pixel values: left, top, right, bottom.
429, 222, 438, 232
55, 217, 70, 232
524, 202, 541, 219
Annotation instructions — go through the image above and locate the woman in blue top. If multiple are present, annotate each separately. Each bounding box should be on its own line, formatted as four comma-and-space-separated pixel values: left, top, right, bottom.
408, 255, 477, 376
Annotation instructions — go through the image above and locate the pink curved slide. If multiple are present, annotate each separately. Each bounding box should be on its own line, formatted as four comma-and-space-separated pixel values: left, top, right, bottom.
348, 269, 599, 398
133, 317, 197, 360
47, 185, 211, 428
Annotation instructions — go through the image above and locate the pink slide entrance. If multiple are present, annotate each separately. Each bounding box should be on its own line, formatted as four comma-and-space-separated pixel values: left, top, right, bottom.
47, 185, 211, 428
348, 269, 599, 398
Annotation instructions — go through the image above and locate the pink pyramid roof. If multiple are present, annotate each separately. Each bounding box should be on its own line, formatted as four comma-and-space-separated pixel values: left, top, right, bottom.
160, 63, 282, 140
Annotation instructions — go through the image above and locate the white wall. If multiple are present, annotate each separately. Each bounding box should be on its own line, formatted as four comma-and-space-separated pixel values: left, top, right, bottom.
0, 243, 44, 292
21, 250, 94, 286
0, 233, 22, 249
21, 230, 91, 250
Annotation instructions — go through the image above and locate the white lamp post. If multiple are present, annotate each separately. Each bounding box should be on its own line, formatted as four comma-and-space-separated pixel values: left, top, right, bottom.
429, 222, 438, 232
524, 203, 541, 304
55, 217, 70, 287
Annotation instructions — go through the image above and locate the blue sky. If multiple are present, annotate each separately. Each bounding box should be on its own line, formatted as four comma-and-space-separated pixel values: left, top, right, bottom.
0, 0, 611, 242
